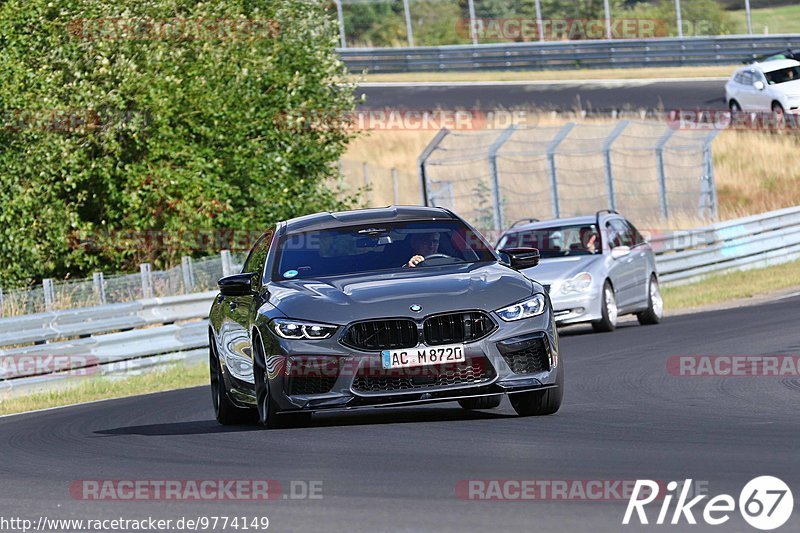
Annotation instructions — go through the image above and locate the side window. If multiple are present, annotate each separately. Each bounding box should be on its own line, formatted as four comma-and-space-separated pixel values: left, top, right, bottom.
616, 219, 642, 247
740, 71, 753, 86
609, 219, 635, 247
605, 221, 622, 248
242, 232, 273, 279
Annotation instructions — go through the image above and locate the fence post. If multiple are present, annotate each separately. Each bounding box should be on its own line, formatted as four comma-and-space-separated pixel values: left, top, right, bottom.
221, 250, 233, 277
402, 0, 414, 47
675, 0, 683, 38
603, 0, 612, 39
467, 0, 478, 45
602, 120, 629, 212
391, 168, 400, 205
655, 127, 675, 220
700, 130, 721, 220
93, 272, 107, 305
0, 287, 4, 318
43, 278, 55, 312
487, 125, 517, 231
534, 0, 544, 41
362, 162, 370, 206
417, 128, 450, 206
334, 0, 346, 48
140, 263, 153, 299
181, 256, 196, 293
546, 122, 576, 218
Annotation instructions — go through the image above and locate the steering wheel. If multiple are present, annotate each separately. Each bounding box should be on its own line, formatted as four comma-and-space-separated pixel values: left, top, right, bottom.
421, 253, 464, 266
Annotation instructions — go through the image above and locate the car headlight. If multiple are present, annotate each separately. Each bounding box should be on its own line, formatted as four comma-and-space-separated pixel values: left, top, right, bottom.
271, 318, 338, 340
495, 294, 547, 322
559, 272, 593, 294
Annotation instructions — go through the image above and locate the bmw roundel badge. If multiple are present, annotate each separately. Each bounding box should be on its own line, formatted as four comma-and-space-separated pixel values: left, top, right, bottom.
410, 304, 423, 312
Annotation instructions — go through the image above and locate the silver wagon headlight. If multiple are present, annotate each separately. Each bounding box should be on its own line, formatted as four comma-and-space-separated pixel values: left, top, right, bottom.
495, 294, 547, 322
559, 272, 593, 294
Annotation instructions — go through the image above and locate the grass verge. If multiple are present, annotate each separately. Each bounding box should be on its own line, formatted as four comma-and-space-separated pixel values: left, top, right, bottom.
0, 362, 208, 416
356, 65, 734, 83
663, 259, 800, 311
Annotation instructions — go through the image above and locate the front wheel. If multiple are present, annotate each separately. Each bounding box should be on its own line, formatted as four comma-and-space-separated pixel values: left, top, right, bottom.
253, 338, 311, 429
509, 359, 563, 416
637, 275, 663, 325
591, 281, 617, 333
729, 100, 741, 112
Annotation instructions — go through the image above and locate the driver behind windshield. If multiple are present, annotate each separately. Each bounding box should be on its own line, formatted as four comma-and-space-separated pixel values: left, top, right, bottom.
405, 232, 441, 267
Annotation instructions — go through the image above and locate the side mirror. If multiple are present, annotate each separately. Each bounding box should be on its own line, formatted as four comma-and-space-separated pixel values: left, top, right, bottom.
611, 245, 631, 259
753, 80, 765, 91
498, 247, 540, 270
218, 273, 254, 296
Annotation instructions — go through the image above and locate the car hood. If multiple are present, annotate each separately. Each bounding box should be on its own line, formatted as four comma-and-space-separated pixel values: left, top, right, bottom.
774, 79, 800, 97
520, 255, 604, 285
266, 263, 535, 325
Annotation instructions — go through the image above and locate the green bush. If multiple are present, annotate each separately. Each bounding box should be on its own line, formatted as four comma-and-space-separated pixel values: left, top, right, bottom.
0, 0, 359, 287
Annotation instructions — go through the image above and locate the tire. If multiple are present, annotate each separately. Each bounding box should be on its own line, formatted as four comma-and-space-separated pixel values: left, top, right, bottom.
458, 395, 502, 410
729, 100, 741, 112
252, 334, 311, 429
637, 275, 663, 326
591, 281, 617, 333
772, 102, 785, 116
509, 358, 564, 417
210, 335, 256, 425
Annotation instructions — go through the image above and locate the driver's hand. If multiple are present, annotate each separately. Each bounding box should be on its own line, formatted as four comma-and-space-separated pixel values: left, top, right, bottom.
406, 255, 425, 268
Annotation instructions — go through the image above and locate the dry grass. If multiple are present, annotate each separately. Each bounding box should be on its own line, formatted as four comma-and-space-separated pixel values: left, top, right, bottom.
343, 113, 800, 228
358, 65, 733, 83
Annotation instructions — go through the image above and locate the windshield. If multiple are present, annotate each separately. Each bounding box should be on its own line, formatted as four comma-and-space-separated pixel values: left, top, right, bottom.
765, 66, 800, 85
497, 224, 600, 258
274, 220, 496, 280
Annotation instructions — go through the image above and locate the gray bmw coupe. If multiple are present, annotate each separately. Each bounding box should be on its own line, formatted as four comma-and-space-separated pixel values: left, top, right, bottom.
209, 206, 562, 428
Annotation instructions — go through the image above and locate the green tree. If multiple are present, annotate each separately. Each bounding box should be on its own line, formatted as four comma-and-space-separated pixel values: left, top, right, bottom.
0, 0, 359, 287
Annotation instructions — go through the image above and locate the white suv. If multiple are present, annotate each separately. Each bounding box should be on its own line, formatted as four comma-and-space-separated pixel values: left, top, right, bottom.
725, 59, 800, 115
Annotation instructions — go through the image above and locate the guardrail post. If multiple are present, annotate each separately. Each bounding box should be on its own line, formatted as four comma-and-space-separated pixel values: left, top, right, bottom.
487, 125, 518, 231
140, 263, 153, 299
655, 127, 675, 220
93, 272, 106, 305
417, 128, 450, 206
43, 278, 55, 312
602, 120, 629, 212
181, 256, 196, 293
221, 250, 233, 277
547, 122, 576, 218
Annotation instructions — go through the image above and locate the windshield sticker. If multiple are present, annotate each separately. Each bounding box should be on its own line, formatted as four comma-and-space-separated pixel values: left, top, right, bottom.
283, 270, 299, 278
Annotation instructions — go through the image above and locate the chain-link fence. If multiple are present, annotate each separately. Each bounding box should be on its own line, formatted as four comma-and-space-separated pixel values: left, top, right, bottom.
419, 120, 719, 231
0, 251, 248, 318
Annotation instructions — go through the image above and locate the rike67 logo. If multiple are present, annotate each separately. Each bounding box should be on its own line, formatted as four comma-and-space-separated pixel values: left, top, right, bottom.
623, 476, 793, 530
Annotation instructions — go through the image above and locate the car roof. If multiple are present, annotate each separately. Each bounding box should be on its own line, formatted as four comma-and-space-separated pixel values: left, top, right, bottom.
504, 215, 605, 234
283, 205, 457, 233
742, 59, 800, 73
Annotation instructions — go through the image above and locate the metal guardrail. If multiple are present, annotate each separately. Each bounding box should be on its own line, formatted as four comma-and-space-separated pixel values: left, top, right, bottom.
653, 205, 800, 285
340, 35, 800, 73
1, 205, 799, 395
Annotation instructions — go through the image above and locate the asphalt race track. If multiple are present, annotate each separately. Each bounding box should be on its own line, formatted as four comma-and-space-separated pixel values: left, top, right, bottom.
356, 79, 727, 113
1, 295, 798, 532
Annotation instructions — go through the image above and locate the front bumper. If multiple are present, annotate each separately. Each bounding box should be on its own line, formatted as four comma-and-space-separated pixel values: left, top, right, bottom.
229, 309, 560, 413
548, 288, 603, 325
